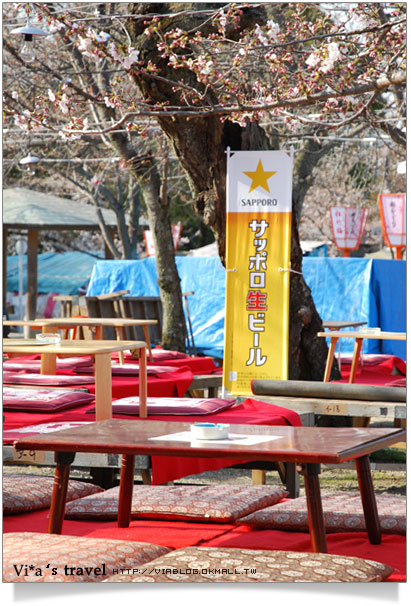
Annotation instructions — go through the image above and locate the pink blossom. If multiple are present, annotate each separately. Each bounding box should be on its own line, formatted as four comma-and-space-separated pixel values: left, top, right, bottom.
121, 48, 140, 69
306, 51, 321, 68
48, 89, 56, 102
11, 90, 19, 100
104, 96, 116, 109
108, 42, 120, 61
320, 43, 342, 73
59, 93, 69, 114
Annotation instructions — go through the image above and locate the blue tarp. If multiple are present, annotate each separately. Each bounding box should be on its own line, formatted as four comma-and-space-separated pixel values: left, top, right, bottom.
87, 257, 406, 360
7, 251, 101, 295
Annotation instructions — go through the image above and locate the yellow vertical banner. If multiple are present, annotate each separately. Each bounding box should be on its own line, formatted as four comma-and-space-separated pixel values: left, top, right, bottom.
223, 150, 293, 395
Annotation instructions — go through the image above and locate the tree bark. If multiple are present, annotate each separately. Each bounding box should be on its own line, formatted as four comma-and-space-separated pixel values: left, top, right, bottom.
127, 2, 341, 378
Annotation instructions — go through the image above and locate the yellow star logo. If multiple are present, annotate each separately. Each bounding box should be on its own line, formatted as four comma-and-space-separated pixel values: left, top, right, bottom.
243, 159, 276, 193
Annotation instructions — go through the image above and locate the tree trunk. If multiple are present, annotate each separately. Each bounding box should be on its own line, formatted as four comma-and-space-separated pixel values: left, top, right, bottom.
127, 2, 341, 378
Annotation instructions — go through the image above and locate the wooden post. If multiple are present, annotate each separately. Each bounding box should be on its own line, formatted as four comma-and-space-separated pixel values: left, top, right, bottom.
3, 228, 8, 308
26, 229, 38, 328
395, 247, 403, 260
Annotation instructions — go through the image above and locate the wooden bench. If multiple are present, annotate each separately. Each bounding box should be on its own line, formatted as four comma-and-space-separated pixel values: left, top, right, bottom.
250, 380, 406, 428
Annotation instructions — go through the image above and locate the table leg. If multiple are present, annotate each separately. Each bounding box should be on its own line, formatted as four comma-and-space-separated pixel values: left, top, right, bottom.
118, 454, 135, 528
94, 353, 113, 420
139, 346, 148, 418
323, 337, 338, 382
115, 327, 125, 364
143, 326, 153, 362
41, 353, 57, 374
301, 463, 327, 553
355, 455, 381, 544
349, 338, 363, 383
48, 451, 76, 534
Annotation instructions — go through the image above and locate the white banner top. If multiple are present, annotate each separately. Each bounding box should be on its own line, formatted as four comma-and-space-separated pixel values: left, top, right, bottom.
227, 150, 293, 213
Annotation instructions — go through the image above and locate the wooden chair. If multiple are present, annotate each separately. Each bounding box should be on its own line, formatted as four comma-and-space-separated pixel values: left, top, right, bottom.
95, 290, 130, 363
52, 295, 77, 339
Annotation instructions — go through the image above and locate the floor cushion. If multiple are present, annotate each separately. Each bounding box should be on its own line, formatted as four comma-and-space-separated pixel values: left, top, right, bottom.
102, 546, 393, 582
131, 348, 187, 361
3, 474, 103, 515
74, 363, 177, 375
65, 485, 287, 523
3, 357, 92, 372
2, 532, 171, 582
2, 387, 95, 411
239, 492, 406, 534
110, 396, 236, 416
3, 372, 95, 386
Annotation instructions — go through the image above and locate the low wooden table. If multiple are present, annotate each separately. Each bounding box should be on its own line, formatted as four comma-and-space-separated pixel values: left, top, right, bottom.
323, 321, 367, 331
3, 339, 147, 421
13, 421, 405, 553
318, 330, 406, 383
4, 317, 157, 362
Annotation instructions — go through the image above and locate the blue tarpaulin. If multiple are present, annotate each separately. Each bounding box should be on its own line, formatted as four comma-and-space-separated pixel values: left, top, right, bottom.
87, 257, 406, 360
7, 251, 101, 295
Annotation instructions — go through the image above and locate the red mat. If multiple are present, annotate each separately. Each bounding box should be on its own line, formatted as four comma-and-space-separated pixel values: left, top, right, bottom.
337, 355, 406, 386
3, 510, 404, 581
2, 508, 235, 550
200, 525, 406, 583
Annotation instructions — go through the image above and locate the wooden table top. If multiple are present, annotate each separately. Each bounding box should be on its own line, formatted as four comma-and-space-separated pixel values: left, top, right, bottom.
13, 420, 405, 465
3, 318, 157, 327
317, 330, 406, 340
322, 321, 367, 330
3, 338, 147, 355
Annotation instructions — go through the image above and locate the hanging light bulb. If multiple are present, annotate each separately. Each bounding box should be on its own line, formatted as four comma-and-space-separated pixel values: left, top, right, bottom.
21, 40, 37, 63
11, 21, 48, 63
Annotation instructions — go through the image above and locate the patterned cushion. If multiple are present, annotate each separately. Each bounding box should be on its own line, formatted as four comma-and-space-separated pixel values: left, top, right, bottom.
3, 371, 95, 386
102, 546, 393, 583
65, 485, 287, 523
74, 363, 177, 375
131, 348, 187, 361
239, 492, 406, 535
2, 387, 95, 411
110, 396, 236, 416
3, 357, 92, 372
3, 474, 104, 515
2, 533, 171, 582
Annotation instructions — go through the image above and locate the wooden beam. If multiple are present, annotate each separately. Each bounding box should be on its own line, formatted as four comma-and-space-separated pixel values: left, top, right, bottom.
26, 229, 38, 323
3, 228, 7, 307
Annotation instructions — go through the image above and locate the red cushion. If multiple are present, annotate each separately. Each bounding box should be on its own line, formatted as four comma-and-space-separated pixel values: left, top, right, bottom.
3, 387, 95, 411
75, 363, 178, 376
3, 371, 95, 386
109, 396, 236, 416
3, 357, 92, 372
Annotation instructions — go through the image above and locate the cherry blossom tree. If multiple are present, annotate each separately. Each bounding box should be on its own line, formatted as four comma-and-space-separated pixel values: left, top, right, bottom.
3, 2, 406, 376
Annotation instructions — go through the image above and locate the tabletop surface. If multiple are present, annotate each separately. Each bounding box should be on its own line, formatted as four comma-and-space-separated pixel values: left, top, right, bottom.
3, 338, 147, 354
322, 321, 367, 330
3, 318, 157, 327
13, 419, 405, 464
317, 330, 406, 340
